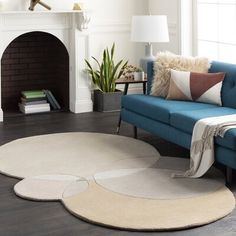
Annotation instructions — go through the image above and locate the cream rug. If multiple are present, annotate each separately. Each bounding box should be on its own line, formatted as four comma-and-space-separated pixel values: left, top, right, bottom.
0, 132, 159, 179
94, 167, 225, 199
14, 175, 88, 201
0, 132, 234, 231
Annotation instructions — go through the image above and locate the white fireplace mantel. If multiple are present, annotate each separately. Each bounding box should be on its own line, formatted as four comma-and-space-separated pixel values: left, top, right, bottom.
0, 10, 93, 121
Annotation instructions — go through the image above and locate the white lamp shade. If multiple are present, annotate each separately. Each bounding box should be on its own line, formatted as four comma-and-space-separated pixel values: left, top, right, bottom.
131, 15, 169, 43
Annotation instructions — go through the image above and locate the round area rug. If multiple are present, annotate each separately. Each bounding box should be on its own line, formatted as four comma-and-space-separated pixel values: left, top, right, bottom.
0, 132, 234, 231
0, 132, 159, 179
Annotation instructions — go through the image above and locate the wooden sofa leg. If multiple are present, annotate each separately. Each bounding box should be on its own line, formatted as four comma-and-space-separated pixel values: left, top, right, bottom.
226, 167, 233, 186
133, 126, 137, 139
116, 115, 122, 134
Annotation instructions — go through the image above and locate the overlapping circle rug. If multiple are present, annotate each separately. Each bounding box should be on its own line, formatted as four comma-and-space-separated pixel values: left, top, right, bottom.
0, 132, 234, 231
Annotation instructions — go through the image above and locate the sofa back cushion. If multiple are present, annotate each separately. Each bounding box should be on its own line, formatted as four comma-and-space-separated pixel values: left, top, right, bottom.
209, 61, 236, 109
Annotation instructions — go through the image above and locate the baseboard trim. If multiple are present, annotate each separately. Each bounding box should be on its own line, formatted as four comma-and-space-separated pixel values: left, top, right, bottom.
70, 100, 93, 114
0, 109, 3, 122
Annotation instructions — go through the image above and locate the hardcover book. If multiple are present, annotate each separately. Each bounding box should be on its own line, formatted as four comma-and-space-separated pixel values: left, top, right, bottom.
21, 90, 46, 99
43, 90, 61, 110
19, 103, 50, 114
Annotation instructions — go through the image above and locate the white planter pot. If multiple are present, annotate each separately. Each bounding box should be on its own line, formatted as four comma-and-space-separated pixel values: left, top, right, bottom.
134, 72, 144, 81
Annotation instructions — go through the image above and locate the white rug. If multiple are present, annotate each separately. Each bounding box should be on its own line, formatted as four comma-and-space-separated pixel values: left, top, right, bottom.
94, 167, 225, 199
0, 132, 159, 179
0, 132, 234, 231
14, 175, 88, 201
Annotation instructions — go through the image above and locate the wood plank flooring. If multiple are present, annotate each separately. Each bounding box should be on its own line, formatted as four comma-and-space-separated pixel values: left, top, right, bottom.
0, 111, 235, 236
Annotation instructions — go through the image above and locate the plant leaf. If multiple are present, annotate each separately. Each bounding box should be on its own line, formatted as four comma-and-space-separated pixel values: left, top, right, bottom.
84, 43, 127, 93
118, 60, 128, 79
111, 43, 115, 60
92, 56, 101, 68
85, 59, 93, 71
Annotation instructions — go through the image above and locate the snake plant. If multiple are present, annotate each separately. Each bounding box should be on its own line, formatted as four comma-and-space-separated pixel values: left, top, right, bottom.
85, 43, 128, 93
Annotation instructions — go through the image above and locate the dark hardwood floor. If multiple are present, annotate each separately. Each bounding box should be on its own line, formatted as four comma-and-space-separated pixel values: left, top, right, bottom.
0, 111, 235, 236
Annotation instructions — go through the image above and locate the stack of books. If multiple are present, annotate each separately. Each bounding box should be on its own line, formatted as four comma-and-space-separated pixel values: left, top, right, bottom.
19, 90, 61, 114
19, 90, 50, 114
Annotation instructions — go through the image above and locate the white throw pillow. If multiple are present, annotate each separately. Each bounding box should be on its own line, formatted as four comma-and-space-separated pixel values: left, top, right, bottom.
151, 52, 210, 97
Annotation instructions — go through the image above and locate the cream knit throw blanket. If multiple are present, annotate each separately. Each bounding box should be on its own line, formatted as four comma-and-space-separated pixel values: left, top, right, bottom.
173, 114, 236, 178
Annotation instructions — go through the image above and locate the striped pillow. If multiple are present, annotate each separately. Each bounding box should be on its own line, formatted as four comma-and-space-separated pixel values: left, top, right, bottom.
166, 69, 225, 106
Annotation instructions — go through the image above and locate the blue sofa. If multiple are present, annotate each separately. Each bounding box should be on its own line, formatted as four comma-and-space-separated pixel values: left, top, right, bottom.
120, 61, 236, 178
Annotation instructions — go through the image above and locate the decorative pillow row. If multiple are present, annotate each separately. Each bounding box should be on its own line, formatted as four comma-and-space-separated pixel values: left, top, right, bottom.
151, 52, 210, 97
167, 69, 225, 106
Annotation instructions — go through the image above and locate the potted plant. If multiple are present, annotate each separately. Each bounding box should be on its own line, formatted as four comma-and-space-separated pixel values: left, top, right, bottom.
134, 67, 145, 81
85, 43, 128, 112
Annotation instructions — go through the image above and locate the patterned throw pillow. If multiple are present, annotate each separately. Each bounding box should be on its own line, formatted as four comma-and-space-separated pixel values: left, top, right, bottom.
166, 69, 225, 106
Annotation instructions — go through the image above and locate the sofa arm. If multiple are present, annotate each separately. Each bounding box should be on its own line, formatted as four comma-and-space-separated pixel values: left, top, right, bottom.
147, 61, 155, 95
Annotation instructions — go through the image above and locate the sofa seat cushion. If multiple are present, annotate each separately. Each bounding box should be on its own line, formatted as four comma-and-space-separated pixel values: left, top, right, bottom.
122, 95, 217, 124
170, 107, 236, 150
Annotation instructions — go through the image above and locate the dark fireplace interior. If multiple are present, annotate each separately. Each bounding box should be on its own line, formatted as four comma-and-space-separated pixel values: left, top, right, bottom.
1, 31, 69, 113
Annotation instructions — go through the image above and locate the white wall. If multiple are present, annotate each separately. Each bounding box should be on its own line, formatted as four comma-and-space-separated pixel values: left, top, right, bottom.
88, 0, 149, 93
89, 0, 149, 67
148, 0, 181, 55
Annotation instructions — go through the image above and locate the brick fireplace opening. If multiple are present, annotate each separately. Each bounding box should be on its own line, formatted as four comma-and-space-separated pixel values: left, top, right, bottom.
1, 31, 69, 113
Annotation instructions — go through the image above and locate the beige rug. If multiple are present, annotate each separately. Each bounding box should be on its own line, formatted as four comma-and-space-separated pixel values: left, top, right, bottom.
0, 132, 234, 231
63, 181, 234, 231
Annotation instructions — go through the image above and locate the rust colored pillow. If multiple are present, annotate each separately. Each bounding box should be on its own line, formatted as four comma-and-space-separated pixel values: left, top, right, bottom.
167, 69, 225, 106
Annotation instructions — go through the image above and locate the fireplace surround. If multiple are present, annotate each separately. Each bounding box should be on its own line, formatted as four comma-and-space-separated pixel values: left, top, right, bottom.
1, 31, 69, 111
0, 11, 93, 121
